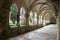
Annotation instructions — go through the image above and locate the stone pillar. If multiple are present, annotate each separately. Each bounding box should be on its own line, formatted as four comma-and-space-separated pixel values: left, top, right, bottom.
0, 0, 9, 30
57, 11, 60, 40
42, 17, 44, 25
25, 9, 30, 32
0, 0, 12, 39
2, 0, 12, 31
37, 14, 39, 26
44, 17, 46, 25
57, 1, 60, 40
57, 11, 60, 39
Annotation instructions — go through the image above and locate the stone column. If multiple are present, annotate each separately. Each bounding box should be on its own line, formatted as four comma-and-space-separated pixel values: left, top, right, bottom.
25, 9, 30, 32
37, 14, 39, 26
57, 11, 60, 40
0, 0, 12, 39
57, 1, 60, 40
2, 0, 12, 31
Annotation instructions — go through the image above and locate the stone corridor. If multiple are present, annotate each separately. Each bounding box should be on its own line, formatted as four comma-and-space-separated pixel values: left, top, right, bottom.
8, 24, 57, 40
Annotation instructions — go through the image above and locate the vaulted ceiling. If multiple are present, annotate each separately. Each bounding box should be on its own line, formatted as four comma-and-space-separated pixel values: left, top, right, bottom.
0, 0, 58, 18
12, 0, 58, 18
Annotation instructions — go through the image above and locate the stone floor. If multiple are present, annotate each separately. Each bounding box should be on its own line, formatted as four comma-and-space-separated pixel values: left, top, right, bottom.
8, 24, 57, 40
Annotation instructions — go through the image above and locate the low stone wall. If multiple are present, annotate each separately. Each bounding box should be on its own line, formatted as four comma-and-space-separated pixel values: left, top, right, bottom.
0, 24, 43, 40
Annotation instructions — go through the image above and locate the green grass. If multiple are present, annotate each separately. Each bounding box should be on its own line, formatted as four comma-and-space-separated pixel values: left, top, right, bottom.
9, 21, 16, 26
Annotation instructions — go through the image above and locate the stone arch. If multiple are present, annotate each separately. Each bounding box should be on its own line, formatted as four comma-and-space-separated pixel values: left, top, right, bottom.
39, 6, 56, 25
39, 4, 55, 15
50, 17, 56, 24
39, 3, 56, 23
44, 13, 54, 24
9, 3, 18, 26
19, 7, 26, 26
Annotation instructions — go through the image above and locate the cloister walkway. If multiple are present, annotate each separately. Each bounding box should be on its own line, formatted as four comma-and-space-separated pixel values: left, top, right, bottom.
8, 24, 57, 40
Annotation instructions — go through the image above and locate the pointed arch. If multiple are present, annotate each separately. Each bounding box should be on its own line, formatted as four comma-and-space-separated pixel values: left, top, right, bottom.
19, 7, 26, 26
9, 3, 18, 27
